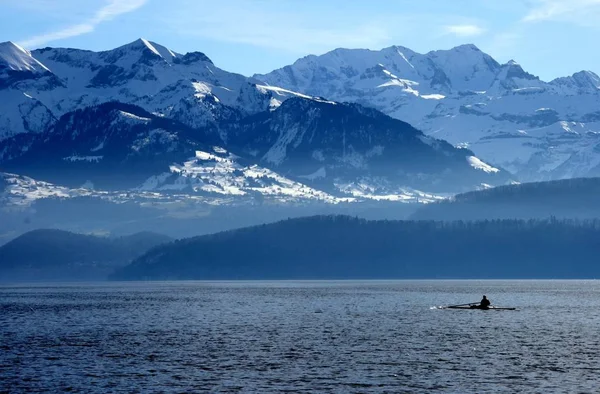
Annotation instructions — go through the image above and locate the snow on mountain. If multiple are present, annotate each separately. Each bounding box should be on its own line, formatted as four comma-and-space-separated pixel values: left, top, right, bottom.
0, 171, 235, 211
255, 45, 600, 181
0, 39, 308, 141
487, 60, 545, 94
6, 38, 600, 196
0, 89, 57, 139
138, 148, 349, 203
426, 44, 500, 92
334, 178, 447, 203
0, 42, 61, 138
550, 70, 600, 94
253, 44, 500, 104
467, 156, 500, 173
0, 41, 50, 76
0, 172, 93, 209
29, 38, 252, 114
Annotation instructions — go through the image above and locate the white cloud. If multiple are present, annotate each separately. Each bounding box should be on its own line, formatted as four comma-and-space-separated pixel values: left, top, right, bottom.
94, 0, 147, 21
20, 0, 148, 48
523, 0, 600, 24
444, 24, 486, 37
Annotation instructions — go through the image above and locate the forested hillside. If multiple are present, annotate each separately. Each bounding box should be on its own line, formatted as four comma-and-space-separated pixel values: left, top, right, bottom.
112, 215, 600, 280
412, 178, 600, 220
0, 229, 172, 281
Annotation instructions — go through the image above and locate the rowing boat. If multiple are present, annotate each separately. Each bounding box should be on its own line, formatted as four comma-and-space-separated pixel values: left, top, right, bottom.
446, 305, 516, 311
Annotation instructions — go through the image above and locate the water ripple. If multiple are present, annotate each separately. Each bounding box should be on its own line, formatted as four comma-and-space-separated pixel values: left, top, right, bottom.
1, 280, 600, 393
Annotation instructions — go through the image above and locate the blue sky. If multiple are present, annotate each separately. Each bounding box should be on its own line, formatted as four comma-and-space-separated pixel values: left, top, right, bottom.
1, 0, 599, 80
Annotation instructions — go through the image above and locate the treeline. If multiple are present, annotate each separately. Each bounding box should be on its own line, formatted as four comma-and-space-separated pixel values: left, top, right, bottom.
111, 215, 600, 280
412, 177, 600, 220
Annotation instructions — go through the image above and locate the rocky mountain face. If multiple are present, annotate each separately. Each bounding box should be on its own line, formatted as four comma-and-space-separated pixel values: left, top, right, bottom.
255, 45, 600, 181
227, 98, 508, 195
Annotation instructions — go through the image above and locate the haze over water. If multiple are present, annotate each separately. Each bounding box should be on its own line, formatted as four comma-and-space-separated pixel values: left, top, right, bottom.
2, 280, 599, 393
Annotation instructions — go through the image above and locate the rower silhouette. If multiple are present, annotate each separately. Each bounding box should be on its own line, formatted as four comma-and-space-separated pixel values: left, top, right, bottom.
472, 295, 491, 309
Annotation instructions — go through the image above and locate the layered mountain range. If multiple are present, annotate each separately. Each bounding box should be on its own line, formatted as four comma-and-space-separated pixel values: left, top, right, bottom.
0, 38, 509, 216
256, 44, 600, 181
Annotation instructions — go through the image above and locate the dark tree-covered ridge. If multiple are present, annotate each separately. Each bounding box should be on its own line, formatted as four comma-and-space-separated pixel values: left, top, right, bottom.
412, 177, 600, 220
111, 215, 600, 280
0, 229, 172, 281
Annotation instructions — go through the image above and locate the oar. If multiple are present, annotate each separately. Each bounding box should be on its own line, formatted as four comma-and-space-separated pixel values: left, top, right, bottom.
447, 302, 479, 308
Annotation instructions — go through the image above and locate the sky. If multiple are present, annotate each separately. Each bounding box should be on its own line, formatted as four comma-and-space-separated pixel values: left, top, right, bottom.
0, 0, 599, 80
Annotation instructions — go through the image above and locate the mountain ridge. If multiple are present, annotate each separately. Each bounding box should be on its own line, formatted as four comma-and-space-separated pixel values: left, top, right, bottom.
255, 43, 600, 181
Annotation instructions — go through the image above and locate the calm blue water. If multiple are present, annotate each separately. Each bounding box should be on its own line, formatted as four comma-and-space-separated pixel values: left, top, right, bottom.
1, 280, 600, 393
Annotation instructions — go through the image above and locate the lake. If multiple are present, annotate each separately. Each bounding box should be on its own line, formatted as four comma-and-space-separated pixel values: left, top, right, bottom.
1, 280, 600, 393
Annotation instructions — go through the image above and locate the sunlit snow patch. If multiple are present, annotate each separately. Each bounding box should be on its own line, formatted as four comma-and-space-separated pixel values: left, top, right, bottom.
421, 94, 446, 100
269, 97, 282, 110
335, 180, 446, 203
256, 85, 337, 105
560, 121, 579, 134
144, 150, 350, 203
192, 81, 212, 98
467, 156, 500, 173
118, 111, 151, 123
0, 172, 94, 208
397, 49, 415, 69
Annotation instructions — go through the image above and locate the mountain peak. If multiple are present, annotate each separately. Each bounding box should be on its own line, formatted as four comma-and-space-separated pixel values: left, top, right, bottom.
573, 70, 600, 82
453, 43, 482, 52
114, 38, 180, 63
382, 45, 418, 58
179, 51, 213, 65
426, 44, 497, 66
0, 41, 50, 73
427, 44, 483, 57
551, 70, 600, 91
495, 59, 539, 82
0, 41, 23, 51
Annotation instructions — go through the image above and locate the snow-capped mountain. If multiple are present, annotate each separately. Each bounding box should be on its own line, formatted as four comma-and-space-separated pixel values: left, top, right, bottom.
0, 38, 513, 213
0, 38, 307, 141
0, 41, 51, 79
255, 44, 600, 181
